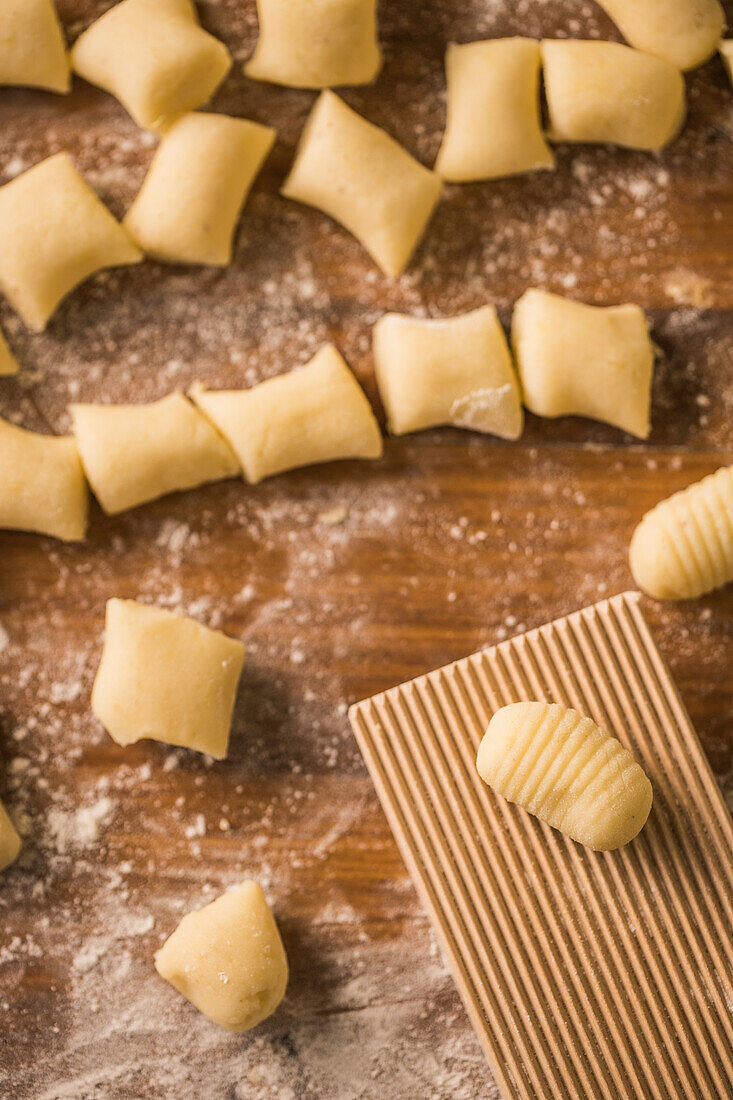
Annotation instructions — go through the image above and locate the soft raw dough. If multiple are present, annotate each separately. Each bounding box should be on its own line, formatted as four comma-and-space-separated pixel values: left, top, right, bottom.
435, 38, 554, 182
155, 881, 288, 1031
0, 153, 142, 332
70, 0, 232, 131
0, 327, 19, 376
542, 39, 686, 151
124, 113, 276, 266
191, 344, 383, 484
281, 90, 442, 277
596, 0, 725, 71
0, 0, 70, 92
0, 415, 88, 541
477, 702, 653, 851
373, 305, 523, 438
245, 0, 381, 88
721, 42, 733, 85
629, 465, 733, 600
511, 288, 654, 438
0, 799, 21, 873
91, 599, 245, 759
71, 393, 239, 515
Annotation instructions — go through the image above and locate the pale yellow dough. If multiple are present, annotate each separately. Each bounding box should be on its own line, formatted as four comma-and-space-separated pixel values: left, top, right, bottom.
0, 326, 19, 376
435, 38, 554, 182
721, 41, 733, 84
281, 91, 442, 277
70, 0, 232, 131
629, 465, 733, 600
0, 153, 142, 332
0, 799, 21, 873
71, 393, 239, 515
477, 702, 653, 851
124, 113, 276, 266
191, 344, 383, 484
155, 882, 288, 1031
245, 0, 381, 88
0, 0, 70, 92
511, 289, 654, 438
542, 39, 686, 151
596, 0, 725, 71
373, 306, 523, 439
91, 599, 245, 759
0, 415, 88, 541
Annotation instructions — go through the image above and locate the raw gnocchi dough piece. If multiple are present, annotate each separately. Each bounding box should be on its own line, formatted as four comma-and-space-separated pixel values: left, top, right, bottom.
155, 881, 288, 1031
435, 38, 554, 182
191, 344, 383, 484
373, 305, 523, 438
0, 415, 88, 541
0, 799, 21, 872
629, 465, 733, 600
596, 0, 725, 71
721, 41, 733, 84
0, 0, 70, 93
123, 113, 276, 266
541, 39, 686, 151
245, 0, 381, 88
71, 393, 239, 515
281, 90, 442, 277
91, 599, 245, 759
70, 0, 231, 131
511, 288, 654, 438
0, 153, 142, 332
0, 327, 19, 376
477, 702, 653, 851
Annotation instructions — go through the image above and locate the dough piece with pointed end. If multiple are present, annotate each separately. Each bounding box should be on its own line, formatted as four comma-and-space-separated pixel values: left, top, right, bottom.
0, 799, 21, 873
0, 327, 19, 376
596, 0, 725, 71
0, 415, 88, 541
0, 0, 70, 92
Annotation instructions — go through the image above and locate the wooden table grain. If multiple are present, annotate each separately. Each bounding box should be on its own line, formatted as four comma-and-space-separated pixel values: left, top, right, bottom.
1, 2, 732, 1097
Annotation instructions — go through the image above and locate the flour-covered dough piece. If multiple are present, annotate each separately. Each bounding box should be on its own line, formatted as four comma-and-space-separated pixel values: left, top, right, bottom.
477, 702, 653, 851
0, 327, 19, 376
511, 289, 654, 438
245, 0, 380, 88
373, 306, 523, 438
721, 42, 733, 85
597, 0, 725, 71
124, 113, 276, 266
0, 415, 88, 541
155, 882, 288, 1031
92, 599, 245, 758
630, 465, 733, 600
542, 40, 686, 152
0, 153, 142, 332
70, 0, 231, 131
71, 393, 239, 515
192, 344, 382, 484
0, 0, 70, 92
435, 38, 554, 182
0, 799, 21, 873
281, 91, 442, 277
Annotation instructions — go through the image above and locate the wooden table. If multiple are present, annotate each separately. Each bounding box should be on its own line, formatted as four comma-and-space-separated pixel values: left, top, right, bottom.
1, 2, 732, 1097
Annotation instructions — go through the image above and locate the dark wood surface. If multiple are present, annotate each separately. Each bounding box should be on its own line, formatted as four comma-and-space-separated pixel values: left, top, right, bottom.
1, 2, 732, 1097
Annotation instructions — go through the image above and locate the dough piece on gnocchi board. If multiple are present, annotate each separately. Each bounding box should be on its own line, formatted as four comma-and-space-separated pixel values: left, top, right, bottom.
0, 327, 19, 376
349, 592, 733, 1099
71, 392, 239, 515
373, 305, 523, 438
596, 0, 725, 71
191, 344, 382, 484
0, 415, 88, 541
281, 90, 442, 277
245, 0, 381, 88
0, 0, 70, 93
91, 599, 245, 759
0, 799, 21, 873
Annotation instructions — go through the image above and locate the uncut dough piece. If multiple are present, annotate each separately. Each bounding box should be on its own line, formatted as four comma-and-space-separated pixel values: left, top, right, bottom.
373, 305, 523, 438
71, 393, 239, 515
0, 327, 19, 376
542, 39, 686, 151
191, 344, 383, 484
124, 113, 276, 266
0, 799, 21, 873
0, 415, 88, 541
596, 0, 725, 71
155, 882, 288, 1031
70, 0, 232, 131
0, 0, 70, 92
629, 465, 733, 600
477, 702, 653, 851
245, 0, 381, 88
721, 42, 733, 85
0, 153, 142, 332
281, 90, 442, 277
511, 288, 654, 438
435, 38, 554, 182
91, 599, 245, 759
